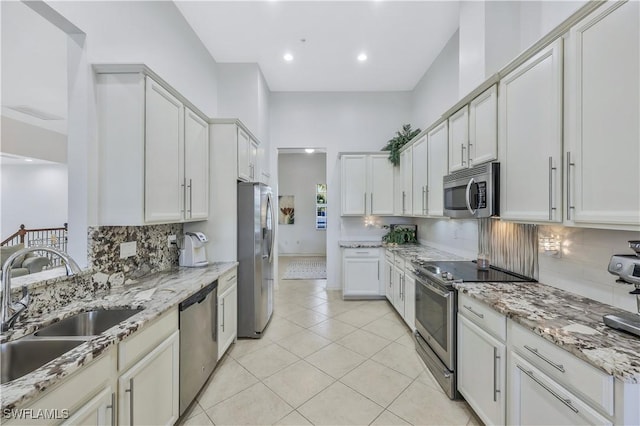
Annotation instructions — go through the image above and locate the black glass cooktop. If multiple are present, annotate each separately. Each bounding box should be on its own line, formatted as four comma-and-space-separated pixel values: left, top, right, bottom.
416, 260, 535, 283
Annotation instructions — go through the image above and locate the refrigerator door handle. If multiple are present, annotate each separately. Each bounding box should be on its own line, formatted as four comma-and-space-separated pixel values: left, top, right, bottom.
267, 192, 276, 264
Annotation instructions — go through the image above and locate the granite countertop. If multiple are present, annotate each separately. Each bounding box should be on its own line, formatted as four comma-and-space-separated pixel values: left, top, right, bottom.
339, 240, 383, 248
383, 243, 466, 263
455, 281, 640, 384
1, 262, 237, 411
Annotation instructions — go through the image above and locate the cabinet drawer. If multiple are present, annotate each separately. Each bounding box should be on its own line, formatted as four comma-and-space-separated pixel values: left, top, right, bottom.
219, 267, 237, 294
509, 321, 614, 416
119, 307, 178, 372
343, 248, 379, 257
458, 293, 506, 341
393, 256, 405, 270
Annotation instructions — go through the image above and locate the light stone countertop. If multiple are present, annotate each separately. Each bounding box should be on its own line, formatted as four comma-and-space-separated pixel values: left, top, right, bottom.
1, 262, 237, 411
455, 281, 640, 384
338, 240, 384, 248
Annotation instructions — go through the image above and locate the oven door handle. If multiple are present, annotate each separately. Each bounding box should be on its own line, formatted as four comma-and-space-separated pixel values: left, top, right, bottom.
418, 279, 450, 298
465, 178, 477, 216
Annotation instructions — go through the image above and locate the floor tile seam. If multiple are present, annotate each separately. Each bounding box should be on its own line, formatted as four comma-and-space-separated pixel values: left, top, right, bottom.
337, 377, 399, 413
382, 377, 425, 426
270, 336, 331, 359
365, 357, 417, 382
260, 369, 339, 411
244, 350, 302, 382
272, 408, 315, 426
332, 332, 394, 359
198, 357, 264, 412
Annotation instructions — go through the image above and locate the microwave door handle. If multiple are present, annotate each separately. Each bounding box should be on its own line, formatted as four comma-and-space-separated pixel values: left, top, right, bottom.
465, 178, 477, 215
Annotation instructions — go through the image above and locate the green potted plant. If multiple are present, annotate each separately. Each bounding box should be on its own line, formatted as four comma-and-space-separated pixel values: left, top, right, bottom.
382, 124, 421, 166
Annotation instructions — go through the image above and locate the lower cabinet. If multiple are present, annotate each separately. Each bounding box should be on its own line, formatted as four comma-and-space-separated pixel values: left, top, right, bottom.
458, 314, 506, 425
342, 248, 381, 298
508, 352, 611, 425
62, 388, 115, 426
403, 272, 416, 331
218, 267, 238, 360
392, 264, 405, 317
383, 258, 393, 302
118, 330, 179, 426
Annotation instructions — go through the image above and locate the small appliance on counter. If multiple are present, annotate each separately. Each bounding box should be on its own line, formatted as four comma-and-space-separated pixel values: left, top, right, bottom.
604, 240, 640, 337
179, 232, 209, 267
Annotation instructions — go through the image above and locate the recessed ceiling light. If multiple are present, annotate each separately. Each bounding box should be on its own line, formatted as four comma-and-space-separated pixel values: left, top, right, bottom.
305, 148, 315, 154
284, 53, 294, 62
357, 53, 368, 62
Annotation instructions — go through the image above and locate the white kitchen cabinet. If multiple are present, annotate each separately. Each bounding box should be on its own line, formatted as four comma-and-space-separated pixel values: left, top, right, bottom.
427, 121, 448, 217
565, 0, 640, 228
468, 85, 498, 167
458, 314, 506, 426
508, 352, 611, 426
499, 39, 563, 223
237, 127, 259, 182
184, 107, 209, 221
448, 107, 469, 173
392, 264, 405, 318
384, 255, 393, 302
403, 272, 415, 331
62, 388, 114, 426
411, 136, 429, 216
218, 267, 238, 360
118, 330, 180, 426
95, 66, 209, 225
400, 149, 412, 215
340, 153, 394, 216
343, 248, 381, 298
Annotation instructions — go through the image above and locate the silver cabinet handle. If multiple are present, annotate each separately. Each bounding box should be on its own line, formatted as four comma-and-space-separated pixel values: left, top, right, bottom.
463, 305, 484, 319
425, 186, 429, 214
370, 193, 373, 214
422, 186, 426, 214
566, 152, 575, 220
221, 298, 225, 332
493, 347, 501, 402
364, 193, 367, 215
389, 268, 392, 288
106, 392, 116, 426
402, 191, 406, 214
188, 178, 193, 217
524, 345, 565, 372
226, 275, 236, 282
125, 378, 134, 425
461, 144, 466, 165
377, 261, 380, 280
181, 178, 186, 215
548, 157, 557, 220
517, 364, 578, 413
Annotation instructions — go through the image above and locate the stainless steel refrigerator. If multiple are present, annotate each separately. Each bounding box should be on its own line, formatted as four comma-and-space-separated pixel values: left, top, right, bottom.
237, 182, 275, 338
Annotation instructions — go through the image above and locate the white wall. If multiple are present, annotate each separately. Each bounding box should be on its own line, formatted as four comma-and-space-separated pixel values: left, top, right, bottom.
277, 153, 326, 256
1, 163, 68, 237
270, 91, 412, 288
415, 218, 478, 260
410, 30, 460, 130
538, 227, 640, 313
1, 117, 67, 163
458, 1, 486, 96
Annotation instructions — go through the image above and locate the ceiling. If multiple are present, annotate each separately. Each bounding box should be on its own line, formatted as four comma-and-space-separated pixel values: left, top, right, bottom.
175, 1, 461, 92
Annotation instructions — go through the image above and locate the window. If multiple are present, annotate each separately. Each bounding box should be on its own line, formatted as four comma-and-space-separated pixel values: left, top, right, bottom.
315, 183, 327, 230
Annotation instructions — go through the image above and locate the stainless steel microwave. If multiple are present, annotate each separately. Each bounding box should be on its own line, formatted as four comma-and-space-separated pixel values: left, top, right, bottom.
443, 162, 499, 219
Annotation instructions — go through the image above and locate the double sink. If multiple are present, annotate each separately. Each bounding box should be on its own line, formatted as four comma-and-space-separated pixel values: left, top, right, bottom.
1, 308, 143, 384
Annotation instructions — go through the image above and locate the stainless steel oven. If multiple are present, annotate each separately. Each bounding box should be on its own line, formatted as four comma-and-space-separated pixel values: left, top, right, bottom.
443, 162, 499, 219
414, 272, 458, 399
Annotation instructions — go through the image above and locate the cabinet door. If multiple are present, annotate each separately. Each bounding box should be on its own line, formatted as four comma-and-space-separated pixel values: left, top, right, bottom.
411, 137, 429, 216
404, 273, 415, 331
400, 149, 412, 215
62, 388, 114, 426
250, 139, 258, 181
369, 154, 395, 215
218, 282, 238, 360
567, 0, 640, 226
119, 331, 179, 426
343, 253, 380, 297
508, 353, 612, 426
458, 315, 505, 426
427, 121, 448, 217
448, 107, 469, 172
184, 108, 209, 221
499, 39, 563, 223
237, 127, 251, 182
341, 155, 367, 215
469, 85, 498, 166
144, 76, 184, 223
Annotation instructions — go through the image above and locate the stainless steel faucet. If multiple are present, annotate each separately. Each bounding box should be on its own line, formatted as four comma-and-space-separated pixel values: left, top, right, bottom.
1, 246, 81, 331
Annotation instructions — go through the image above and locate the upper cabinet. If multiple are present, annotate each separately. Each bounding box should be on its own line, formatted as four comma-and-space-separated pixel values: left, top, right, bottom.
468, 85, 498, 167
237, 127, 259, 182
95, 67, 209, 226
341, 153, 394, 216
498, 39, 564, 223
411, 136, 429, 217
400, 148, 413, 215
448, 107, 469, 173
427, 121, 448, 217
565, 0, 640, 228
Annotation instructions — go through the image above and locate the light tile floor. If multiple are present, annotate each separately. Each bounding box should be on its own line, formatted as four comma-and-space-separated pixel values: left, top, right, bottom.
178, 257, 482, 426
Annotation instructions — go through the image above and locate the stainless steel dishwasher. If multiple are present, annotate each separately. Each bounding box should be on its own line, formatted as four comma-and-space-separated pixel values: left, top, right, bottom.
179, 280, 218, 415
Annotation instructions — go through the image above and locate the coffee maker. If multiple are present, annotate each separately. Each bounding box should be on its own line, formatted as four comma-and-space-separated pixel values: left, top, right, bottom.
179, 232, 209, 267
603, 241, 640, 337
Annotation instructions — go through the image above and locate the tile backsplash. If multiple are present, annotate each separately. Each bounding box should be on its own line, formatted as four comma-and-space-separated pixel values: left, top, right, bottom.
478, 219, 538, 279
88, 224, 183, 287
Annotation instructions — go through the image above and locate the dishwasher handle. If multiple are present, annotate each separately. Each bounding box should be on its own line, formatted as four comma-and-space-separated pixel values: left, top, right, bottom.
180, 280, 218, 311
